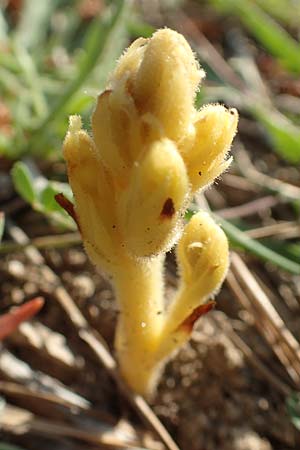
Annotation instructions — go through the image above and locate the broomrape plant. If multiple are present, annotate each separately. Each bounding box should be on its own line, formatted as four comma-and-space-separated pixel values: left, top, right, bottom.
59, 28, 238, 397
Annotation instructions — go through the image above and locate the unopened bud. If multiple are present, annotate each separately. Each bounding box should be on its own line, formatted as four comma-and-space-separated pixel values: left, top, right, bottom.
63, 116, 119, 272
119, 138, 189, 257
181, 105, 238, 192
177, 211, 229, 297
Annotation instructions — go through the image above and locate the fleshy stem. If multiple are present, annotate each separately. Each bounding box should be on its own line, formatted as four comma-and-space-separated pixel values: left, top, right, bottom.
114, 255, 165, 394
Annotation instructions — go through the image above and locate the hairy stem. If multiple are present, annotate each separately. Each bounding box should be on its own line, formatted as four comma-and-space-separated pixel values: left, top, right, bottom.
114, 255, 165, 395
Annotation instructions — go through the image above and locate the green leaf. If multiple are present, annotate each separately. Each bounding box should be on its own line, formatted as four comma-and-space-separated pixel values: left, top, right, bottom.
0, 134, 12, 158
254, 108, 300, 163
11, 161, 37, 205
40, 182, 72, 213
11, 160, 76, 230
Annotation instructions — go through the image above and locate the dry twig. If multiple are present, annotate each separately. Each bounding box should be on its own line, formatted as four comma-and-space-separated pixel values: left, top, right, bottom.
216, 195, 278, 220
0, 231, 80, 253
1, 403, 161, 450
230, 252, 300, 387
211, 313, 291, 397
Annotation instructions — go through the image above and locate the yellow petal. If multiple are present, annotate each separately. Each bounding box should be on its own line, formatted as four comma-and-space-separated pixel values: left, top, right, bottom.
63, 116, 119, 272
92, 90, 130, 182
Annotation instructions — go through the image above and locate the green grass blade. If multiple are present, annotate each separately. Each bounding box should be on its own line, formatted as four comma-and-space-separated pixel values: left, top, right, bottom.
216, 216, 300, 275
239, 2, 300, 73
11, 161, 37, 205
27, 0, 128, 155
210, 0, 300, 73
15, 0, 59, 50
66, 7, 129, 116
253, 107, 300, 163
128, 19, 155, 38
13, 42, 48, 118
255, 0, 300, 26
88, 3, 130, 95
0, 8, 8, 42
259, 240, 300, 265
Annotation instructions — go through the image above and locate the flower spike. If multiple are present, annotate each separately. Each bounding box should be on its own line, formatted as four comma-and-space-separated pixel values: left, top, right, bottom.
62, 28, 238, 397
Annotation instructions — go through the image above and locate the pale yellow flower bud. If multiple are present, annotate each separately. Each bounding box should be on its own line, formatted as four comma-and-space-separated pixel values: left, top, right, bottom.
119, 138, 189, 257
181, 105, 238, 192
92, 88, 142, 185
167, 211, 229, 331
132, 28, 205, 142
178, 211, 229, 290
63, 116, 119, 273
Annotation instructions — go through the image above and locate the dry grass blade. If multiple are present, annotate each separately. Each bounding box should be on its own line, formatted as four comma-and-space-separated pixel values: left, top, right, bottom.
6, 219, 179, 450
0, 403, 158, 450
216, 195, 278, 220
171, 10, 246, 92
229, 252, 300, 386
0, 380, 92, 422
0, 360, 140, 435
211, 314, 291, 397
226, 270, 300, 385
0, 380, 87, 411
221, 173, 259, 192
80, 329, 176, 450
0, 349, 90, 411
0, 231, 80, 253
6, 320, 80, 384
246, 221, 300, 240
236, 144, 300, 201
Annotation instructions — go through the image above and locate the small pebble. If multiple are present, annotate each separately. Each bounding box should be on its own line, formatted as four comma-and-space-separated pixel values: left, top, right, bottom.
23, 282, 37, 296
7, 260, 26, 279
11, 288, 25, 304
73, 275, 95, 298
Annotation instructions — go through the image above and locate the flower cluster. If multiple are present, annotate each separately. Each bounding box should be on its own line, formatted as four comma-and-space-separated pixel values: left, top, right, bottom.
61, 28, 238, 396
